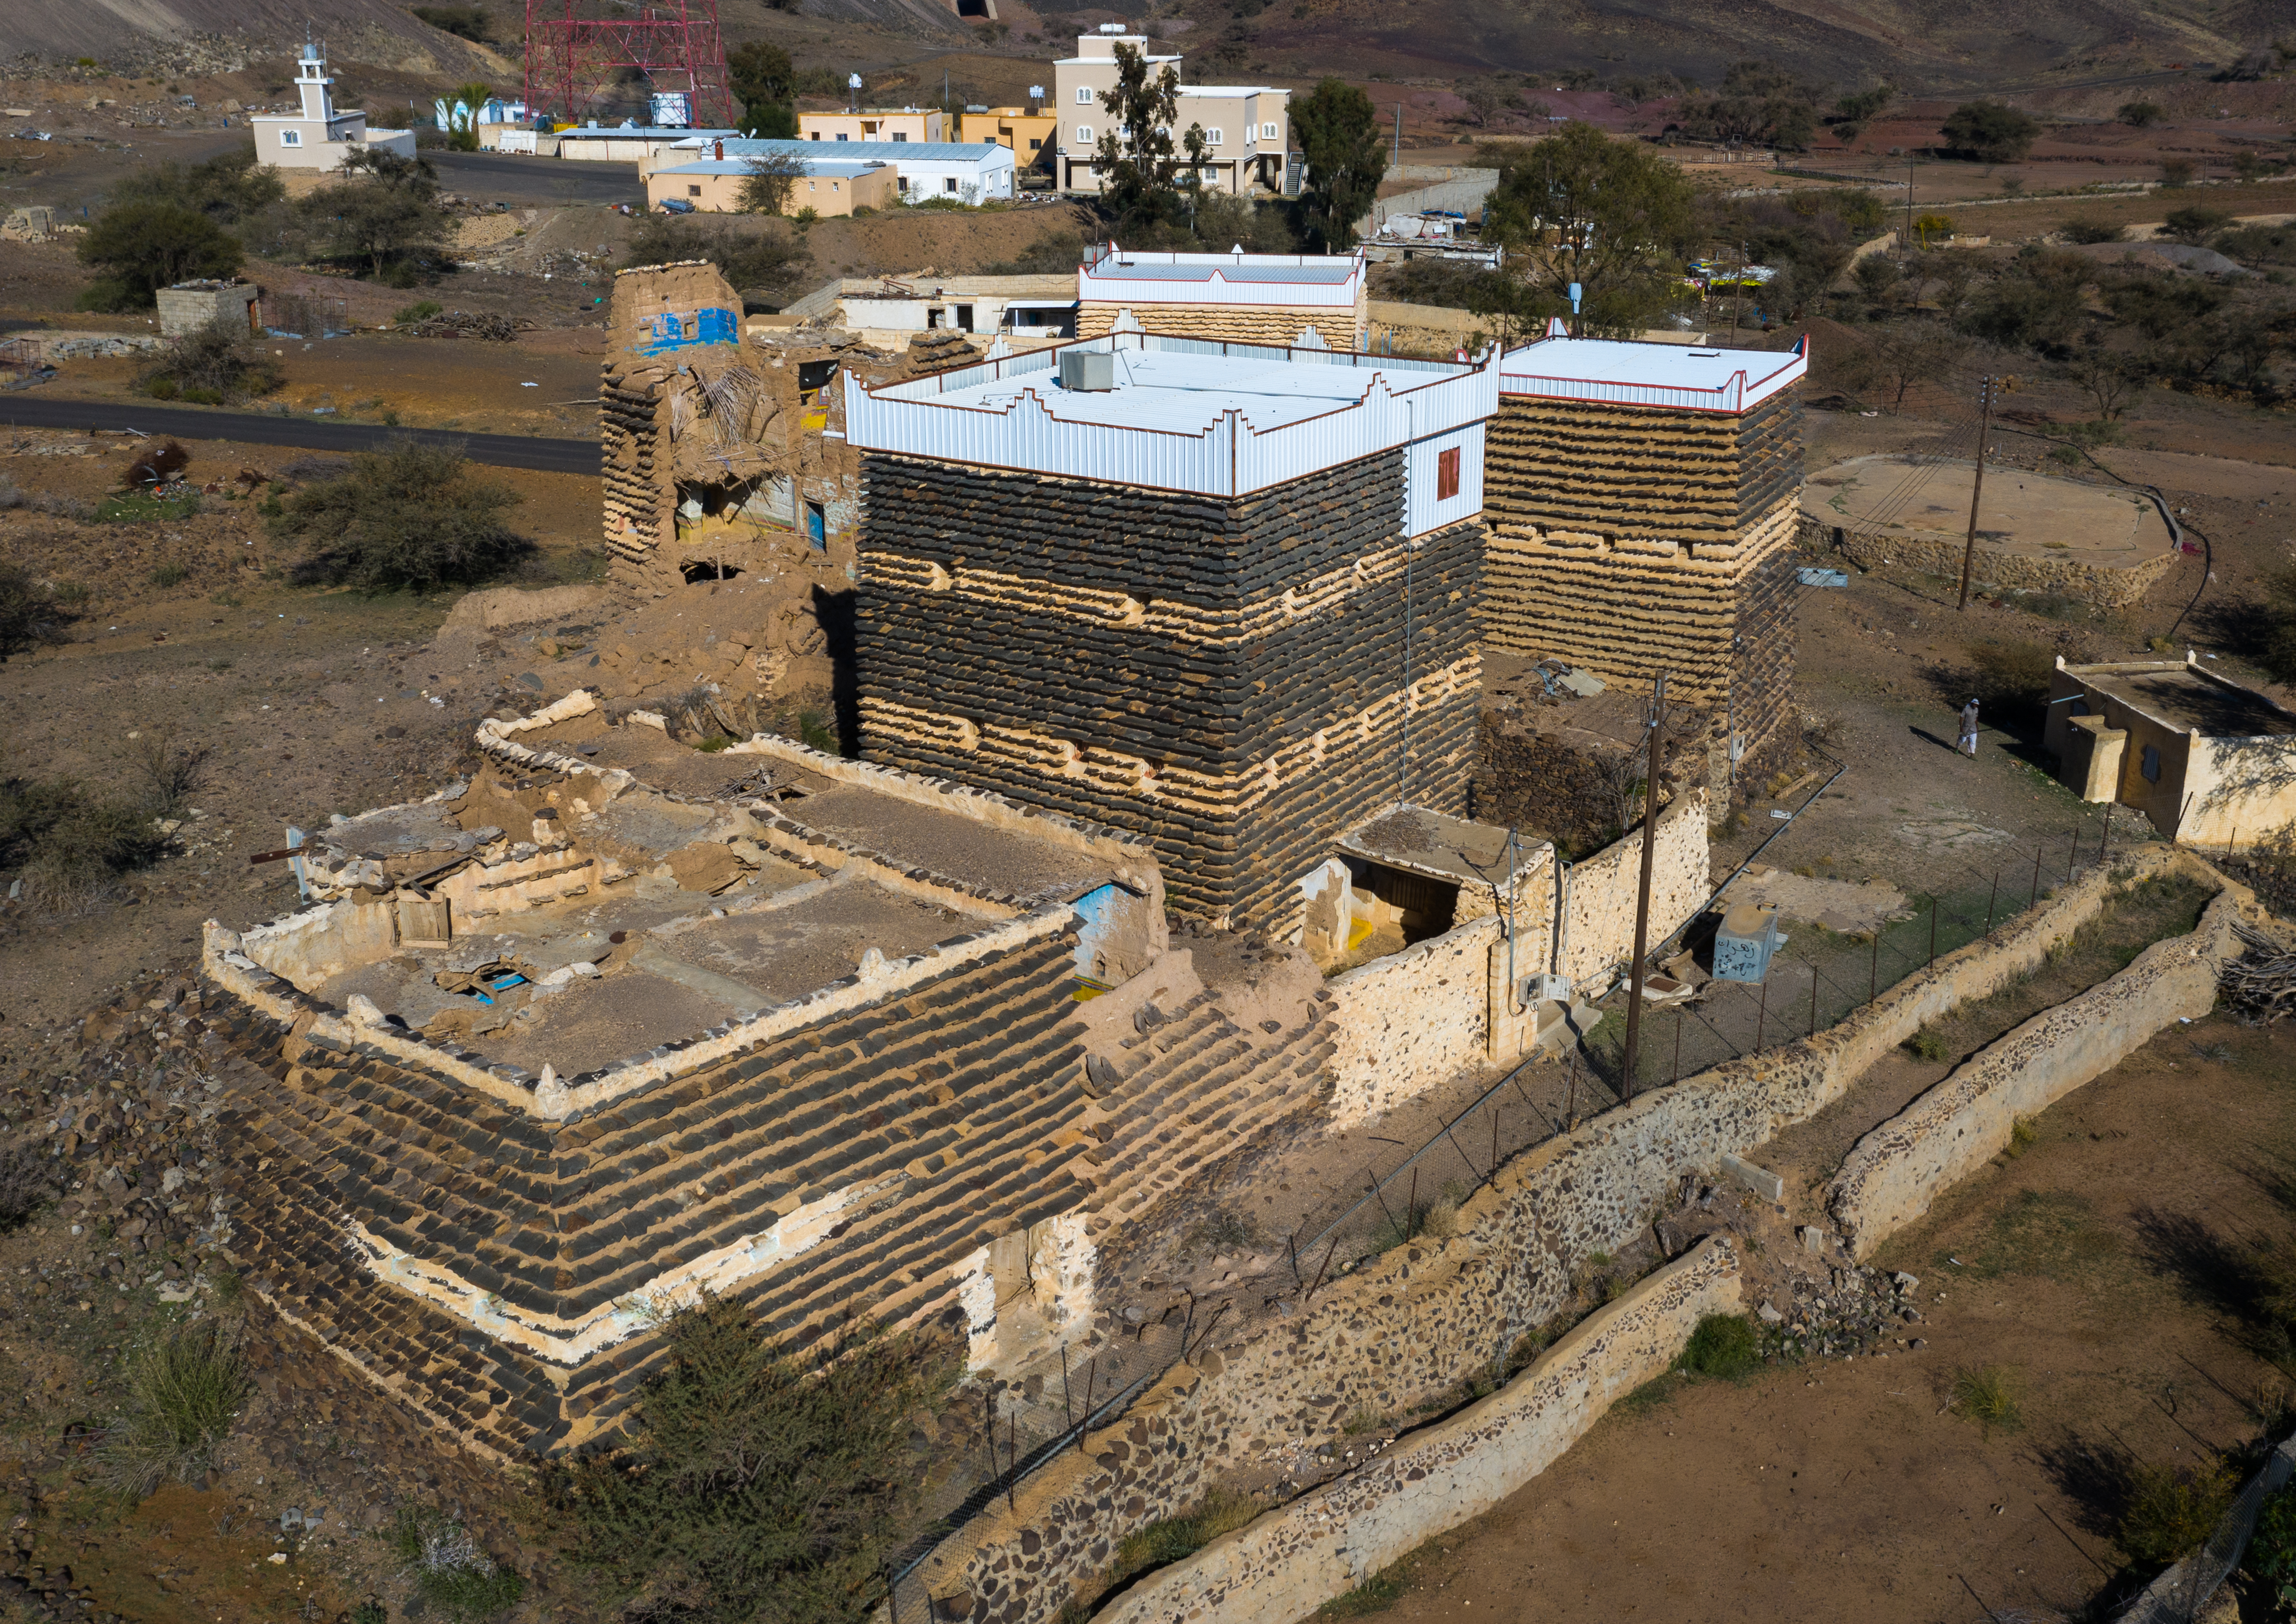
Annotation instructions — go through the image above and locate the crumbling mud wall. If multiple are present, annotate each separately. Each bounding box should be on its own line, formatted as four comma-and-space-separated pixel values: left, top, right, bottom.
1481, 389, 1804, 789
602, 262, 889, 611
1828, 878, 2250, 1257
917, 844, 2227, 1624
1095, 1240, 1743, 1624
854, 451, 1483, 938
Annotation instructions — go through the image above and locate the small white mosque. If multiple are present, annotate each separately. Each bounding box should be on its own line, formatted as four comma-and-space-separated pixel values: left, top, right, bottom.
249, 40, 417, 170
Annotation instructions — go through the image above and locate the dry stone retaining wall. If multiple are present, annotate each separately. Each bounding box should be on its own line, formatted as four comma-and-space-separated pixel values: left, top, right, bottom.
1095, 1239, 1743, 1624
1828, 879, 2252, 1257
922, 845, 2212, 1623
1797, 513, 2180, 609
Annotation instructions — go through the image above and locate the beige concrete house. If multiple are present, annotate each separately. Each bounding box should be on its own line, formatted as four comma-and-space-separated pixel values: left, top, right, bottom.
961, 106, 1057, 174
2046, 654, 2296, 851
248, 41, 413, 170
800, 108, 946, 144
1075, 244, 1366, 348
644, 157, 896, 216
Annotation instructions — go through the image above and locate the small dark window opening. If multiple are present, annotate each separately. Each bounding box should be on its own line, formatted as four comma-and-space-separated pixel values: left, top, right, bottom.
806, 501, 827, 550
1436, 446, 1462, 501
955, 303, 975, 331
2141, 744, 2162, 782
796, 358, 837, 401
687, 184, 702, 197
927, 307, 944, 329
1027, 137, 1041, 150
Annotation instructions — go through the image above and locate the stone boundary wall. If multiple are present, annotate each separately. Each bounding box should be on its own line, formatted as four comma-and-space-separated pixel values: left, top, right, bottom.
920, 844, 2216, 1623
1324, 791, 1708, 1127
1795, 512, 2179, 609
1075, 303, 1362, 352
1828, 881, 2252, 1257
1095, 1239, 1742, 1624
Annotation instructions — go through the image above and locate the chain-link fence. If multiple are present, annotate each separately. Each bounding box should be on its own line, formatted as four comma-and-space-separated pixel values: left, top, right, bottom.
2115, 1440, 2295, 1624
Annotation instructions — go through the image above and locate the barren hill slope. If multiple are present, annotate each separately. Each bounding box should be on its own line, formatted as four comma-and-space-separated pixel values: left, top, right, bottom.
0, 0, 491, 75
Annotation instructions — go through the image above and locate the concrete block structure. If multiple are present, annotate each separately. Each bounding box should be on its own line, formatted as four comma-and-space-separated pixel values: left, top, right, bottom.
961, 106, 1058, 174
801, 107, 946, 144
2045, 654, 2296, 850
1077, 244, 1367, 350
1482, 324, 1808, 792
666, 137, 1015, 204
156, 279, 257, 338
844, 332, 1497, 938
249, 40, 414, 170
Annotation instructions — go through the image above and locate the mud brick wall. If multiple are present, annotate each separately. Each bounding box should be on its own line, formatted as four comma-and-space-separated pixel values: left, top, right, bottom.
854, 451, 1483, 938
209, 921, 1100, 1458
1076, 302, 1363, 352
600, 366, 670, 605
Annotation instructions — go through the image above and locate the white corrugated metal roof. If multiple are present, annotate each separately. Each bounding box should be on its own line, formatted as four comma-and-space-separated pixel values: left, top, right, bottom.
843, 332, 1496, 498
654, 159, 884, 177
1079, 245, 1363, 308
1499, 327, 1807, 412
692, 137, 1014, 163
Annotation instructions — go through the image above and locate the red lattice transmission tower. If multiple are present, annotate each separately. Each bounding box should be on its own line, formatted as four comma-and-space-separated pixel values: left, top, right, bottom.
523, 0, 734, 131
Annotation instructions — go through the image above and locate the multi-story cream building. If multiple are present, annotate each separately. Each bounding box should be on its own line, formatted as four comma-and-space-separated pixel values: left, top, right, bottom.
1052, 25, 1286, 196
961, 105, 1059, 176
800, 107, 945, 144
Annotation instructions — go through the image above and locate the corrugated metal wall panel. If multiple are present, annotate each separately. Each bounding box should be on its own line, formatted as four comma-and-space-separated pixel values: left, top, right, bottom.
1405, 424, 1485, 537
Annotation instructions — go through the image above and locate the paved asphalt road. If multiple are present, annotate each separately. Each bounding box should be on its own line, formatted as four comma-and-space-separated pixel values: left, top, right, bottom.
0, 394, 599, 475
427, 148, 648, 208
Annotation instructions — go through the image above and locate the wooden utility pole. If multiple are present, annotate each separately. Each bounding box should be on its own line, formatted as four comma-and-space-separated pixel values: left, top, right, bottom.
1956, 376, 1996, 611
1619, 675, 1667, 1099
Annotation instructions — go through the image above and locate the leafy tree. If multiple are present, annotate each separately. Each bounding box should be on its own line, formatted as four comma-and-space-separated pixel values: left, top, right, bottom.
2060, 214, 2126, 244
1292, 77, 1386, 251
1831, 82, 1893, 145
1940, 101, 2040, 162
2159, 204, 2233, 244
544, 1296, 956, 1624
738, 150, 808, 215
1089, 41, 1209, 231
1851, 252, 1901, 308
1483, 122, 1698, 336
1674, 60, 1817, 150
110, 145, 284, 227
1842, 320, 1971, 412
2117, 100, 2164, 128
728, 41, 798, 138
1960, 247, 2087, 348
74, 203, 242, 311
297, 149, 446, 282
271, 440, 530, 590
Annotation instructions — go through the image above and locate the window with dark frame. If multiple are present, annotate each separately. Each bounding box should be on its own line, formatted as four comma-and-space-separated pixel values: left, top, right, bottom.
1437, 446, 1461, 501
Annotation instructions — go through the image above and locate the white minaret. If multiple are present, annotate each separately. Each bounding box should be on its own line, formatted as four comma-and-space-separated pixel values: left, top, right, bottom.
295, 38, 335, 124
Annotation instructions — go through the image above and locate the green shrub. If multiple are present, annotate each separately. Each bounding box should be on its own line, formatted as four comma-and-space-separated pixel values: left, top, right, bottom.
0, 1144, 54, 1231
2060, 214, 2126, 244
2007, 1115, 2038, 1157
0, 564, 66, 657
96, 492, 203, 524
1108, 1487, 1262, 1588
102, 1324, 249, 1497
1905, 1025, 1951, 1062
394, 300, 444, 323
148, 562, 189, 588
2117, 1461, 2235, 1566
1951, 1365, 2021, 1434
138, 320, 281, 405
0, 774, 169, 888
144, 375, 181, 400
545, 1295, 957, 1621
271, 438, 531, 590
1678, 1314, 1760, 1379
2249, 1484, 2296, 1609
387, 1506, 525, 1622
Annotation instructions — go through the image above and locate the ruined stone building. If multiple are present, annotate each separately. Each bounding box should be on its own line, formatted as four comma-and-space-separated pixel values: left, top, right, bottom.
843, 332, 1497, 937
1478, 325, 1808, 810
1075, 244, 1368, 350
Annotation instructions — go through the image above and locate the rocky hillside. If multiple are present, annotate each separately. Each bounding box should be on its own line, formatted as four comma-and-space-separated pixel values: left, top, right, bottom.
0, 0, 492, 78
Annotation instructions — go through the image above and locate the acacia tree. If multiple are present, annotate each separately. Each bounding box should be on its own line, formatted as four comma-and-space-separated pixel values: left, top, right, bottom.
1292, 77, 1385, 251
298, 148, 446, 281
738, 150, 808, 214
1090, 41, 1209, 231
728, 40, 797, 138
75, 203, 243, 310
1482, 122, 1699, 336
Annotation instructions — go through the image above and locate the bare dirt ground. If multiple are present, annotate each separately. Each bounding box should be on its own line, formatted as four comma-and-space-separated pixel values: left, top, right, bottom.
1354, 1009, 2296, 1624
